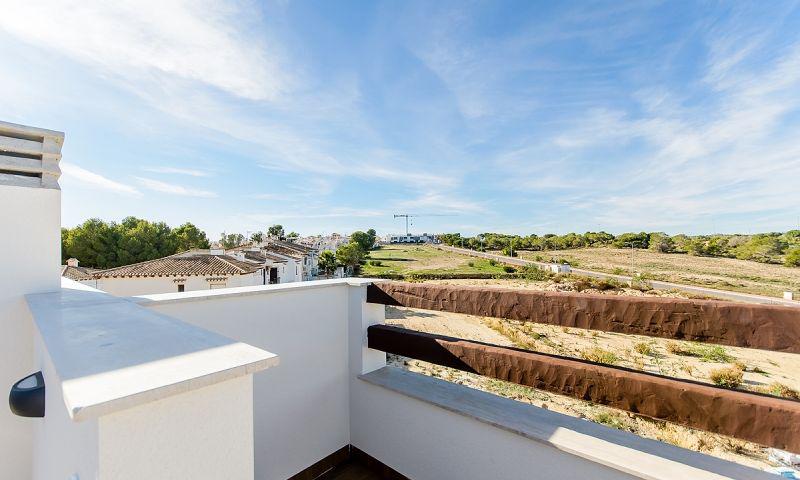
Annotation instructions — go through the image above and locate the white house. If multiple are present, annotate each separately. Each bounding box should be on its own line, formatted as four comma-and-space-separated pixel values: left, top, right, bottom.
78, 251, 265, 296
387, 232, 436, 244
546, 263, 572, 274
262, 239, 319, 280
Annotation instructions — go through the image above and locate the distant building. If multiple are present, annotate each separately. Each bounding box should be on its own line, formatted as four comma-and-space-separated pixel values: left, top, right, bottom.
546, 263, 572, 274
75, 251, 265, 296
386, 233, 436, 244
60, 258, 99, 282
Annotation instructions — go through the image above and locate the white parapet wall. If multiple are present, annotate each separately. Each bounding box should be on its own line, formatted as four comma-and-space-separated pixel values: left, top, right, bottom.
0, 120, 63, 479
25, 280, 277, 480
137, 279, 383, 480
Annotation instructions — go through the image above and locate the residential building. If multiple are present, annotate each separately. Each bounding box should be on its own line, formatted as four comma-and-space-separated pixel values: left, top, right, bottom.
387, 232, 436, 244
60, 258, 99, 282
80, 250, 265, 296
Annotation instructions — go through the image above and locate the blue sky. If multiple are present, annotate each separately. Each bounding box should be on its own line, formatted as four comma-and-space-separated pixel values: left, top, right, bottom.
2, 1, 799, 238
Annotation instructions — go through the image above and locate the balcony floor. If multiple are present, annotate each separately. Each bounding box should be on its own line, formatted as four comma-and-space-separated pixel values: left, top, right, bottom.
326, 461, 382, 480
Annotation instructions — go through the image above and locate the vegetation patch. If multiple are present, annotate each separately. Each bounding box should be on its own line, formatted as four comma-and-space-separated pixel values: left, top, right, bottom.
709, 366, 744, 388
580, 347, 618, 365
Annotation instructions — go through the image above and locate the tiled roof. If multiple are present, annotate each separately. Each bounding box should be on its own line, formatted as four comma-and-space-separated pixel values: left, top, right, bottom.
244, 251, 287, 263
61, 265, 99, 281
91, 253, 261, 278
270, 239, 316, 254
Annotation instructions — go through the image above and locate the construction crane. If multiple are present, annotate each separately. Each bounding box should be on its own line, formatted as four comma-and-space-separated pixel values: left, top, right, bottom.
393, 213, 455, 236
393, 214, 415, 236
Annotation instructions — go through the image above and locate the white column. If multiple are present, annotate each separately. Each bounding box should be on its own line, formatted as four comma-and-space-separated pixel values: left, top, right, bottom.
0, 120, 63, 479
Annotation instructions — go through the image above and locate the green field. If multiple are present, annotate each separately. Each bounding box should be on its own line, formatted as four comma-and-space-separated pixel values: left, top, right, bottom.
361, 244, 507, 276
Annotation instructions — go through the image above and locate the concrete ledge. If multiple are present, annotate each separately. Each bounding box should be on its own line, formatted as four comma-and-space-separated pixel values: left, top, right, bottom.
26, 282, 278, 421
359, 367, 772, 480
133, 277, 378, 306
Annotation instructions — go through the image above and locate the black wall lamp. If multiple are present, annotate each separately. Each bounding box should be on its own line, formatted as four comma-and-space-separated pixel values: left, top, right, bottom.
9, 371, 45, 418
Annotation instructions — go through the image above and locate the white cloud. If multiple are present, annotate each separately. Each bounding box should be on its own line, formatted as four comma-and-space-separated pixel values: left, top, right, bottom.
143, 166, 212, 177
136, 177, 217, 198
0, 0, 286, 101
395, 193, 487, 215
60, 162, 141, 196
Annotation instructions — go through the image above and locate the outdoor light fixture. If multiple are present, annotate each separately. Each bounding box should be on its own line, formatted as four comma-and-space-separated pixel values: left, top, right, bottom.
9, 371, 45, 418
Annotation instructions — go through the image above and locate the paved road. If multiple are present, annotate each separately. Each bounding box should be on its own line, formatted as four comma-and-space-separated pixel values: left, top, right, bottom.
438, 244, 800, 307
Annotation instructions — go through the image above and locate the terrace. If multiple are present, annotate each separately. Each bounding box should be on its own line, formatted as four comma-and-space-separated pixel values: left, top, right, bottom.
2, 121, 798, 479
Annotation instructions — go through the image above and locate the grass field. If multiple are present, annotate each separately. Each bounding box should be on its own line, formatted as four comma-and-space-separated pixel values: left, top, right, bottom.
361, 244, 507, 276
518, 247, 800, 298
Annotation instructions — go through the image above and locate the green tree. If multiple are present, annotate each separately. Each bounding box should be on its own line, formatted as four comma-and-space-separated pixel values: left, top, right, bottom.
267, 224, 285, 239
62, 218, 120, 268
785, 247, 800, 267
220, 232, 245, 249
173, 222, 210, 251
648, 232, 675, 253
250, 231, 264, 244
286, 231, 299, 241
733, 234, 784, 263
612, 232, 649, 249
318, 250, 337, 274
115, 217, 175, 265
350, 231, 375, 252
336, 242, 365, 272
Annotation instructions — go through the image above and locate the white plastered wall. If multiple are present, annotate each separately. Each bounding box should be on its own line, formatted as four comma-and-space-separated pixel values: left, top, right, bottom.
98, 375, 254, 480
92, 271, 264, 296
0, 185, 60, 478
143, 283, 352, 479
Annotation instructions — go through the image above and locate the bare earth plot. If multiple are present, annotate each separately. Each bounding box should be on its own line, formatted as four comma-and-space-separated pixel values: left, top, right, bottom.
520, 247, 800, 298
384, 278, 800, 471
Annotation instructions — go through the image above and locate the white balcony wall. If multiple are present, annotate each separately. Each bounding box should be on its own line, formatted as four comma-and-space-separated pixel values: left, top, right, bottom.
139, 280, 368, 479
0, 184, 61, 479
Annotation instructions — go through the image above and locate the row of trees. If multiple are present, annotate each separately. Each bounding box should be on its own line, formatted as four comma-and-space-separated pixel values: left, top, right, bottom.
439, 230, 800, 267
62, 217, 211, 268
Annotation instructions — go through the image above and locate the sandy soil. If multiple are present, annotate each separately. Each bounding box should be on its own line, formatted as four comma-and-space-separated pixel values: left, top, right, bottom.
385, 291, 800, 470
519, 247, 800, 298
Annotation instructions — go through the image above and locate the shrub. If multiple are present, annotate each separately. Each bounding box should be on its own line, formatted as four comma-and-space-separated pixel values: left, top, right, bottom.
503, 265, 516, 273
591, 411, 628, 430
665, 342, 684, 355
488, 259, 497, 266
709, 366, 743, 388
786, 247, 800, 267
696, 345, 732, 363
467, 261, 475, 267
634, 342, 653, 356
758, 382, 800, 400
580, 347, 618, 365
368, 260, 382, 266
518, 264, 549, 280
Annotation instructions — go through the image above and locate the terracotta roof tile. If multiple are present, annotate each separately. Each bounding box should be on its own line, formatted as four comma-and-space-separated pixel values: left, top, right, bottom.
91, 253, 261, 278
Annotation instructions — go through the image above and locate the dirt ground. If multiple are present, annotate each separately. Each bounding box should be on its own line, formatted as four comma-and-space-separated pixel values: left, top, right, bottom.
384, 278, 800, 471
518, 247, 800, 298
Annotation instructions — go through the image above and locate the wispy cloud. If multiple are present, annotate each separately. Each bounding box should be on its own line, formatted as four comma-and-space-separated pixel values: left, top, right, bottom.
0, 0, 287, 101
136, 177, 217, 198
61, 162, 141, 196
143, 166, 212, 177
395, 193, 487, 215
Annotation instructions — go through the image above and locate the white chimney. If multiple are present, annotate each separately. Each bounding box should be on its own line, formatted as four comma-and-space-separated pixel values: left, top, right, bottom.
67, 258, 79, 267
0, 119, 64, 478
